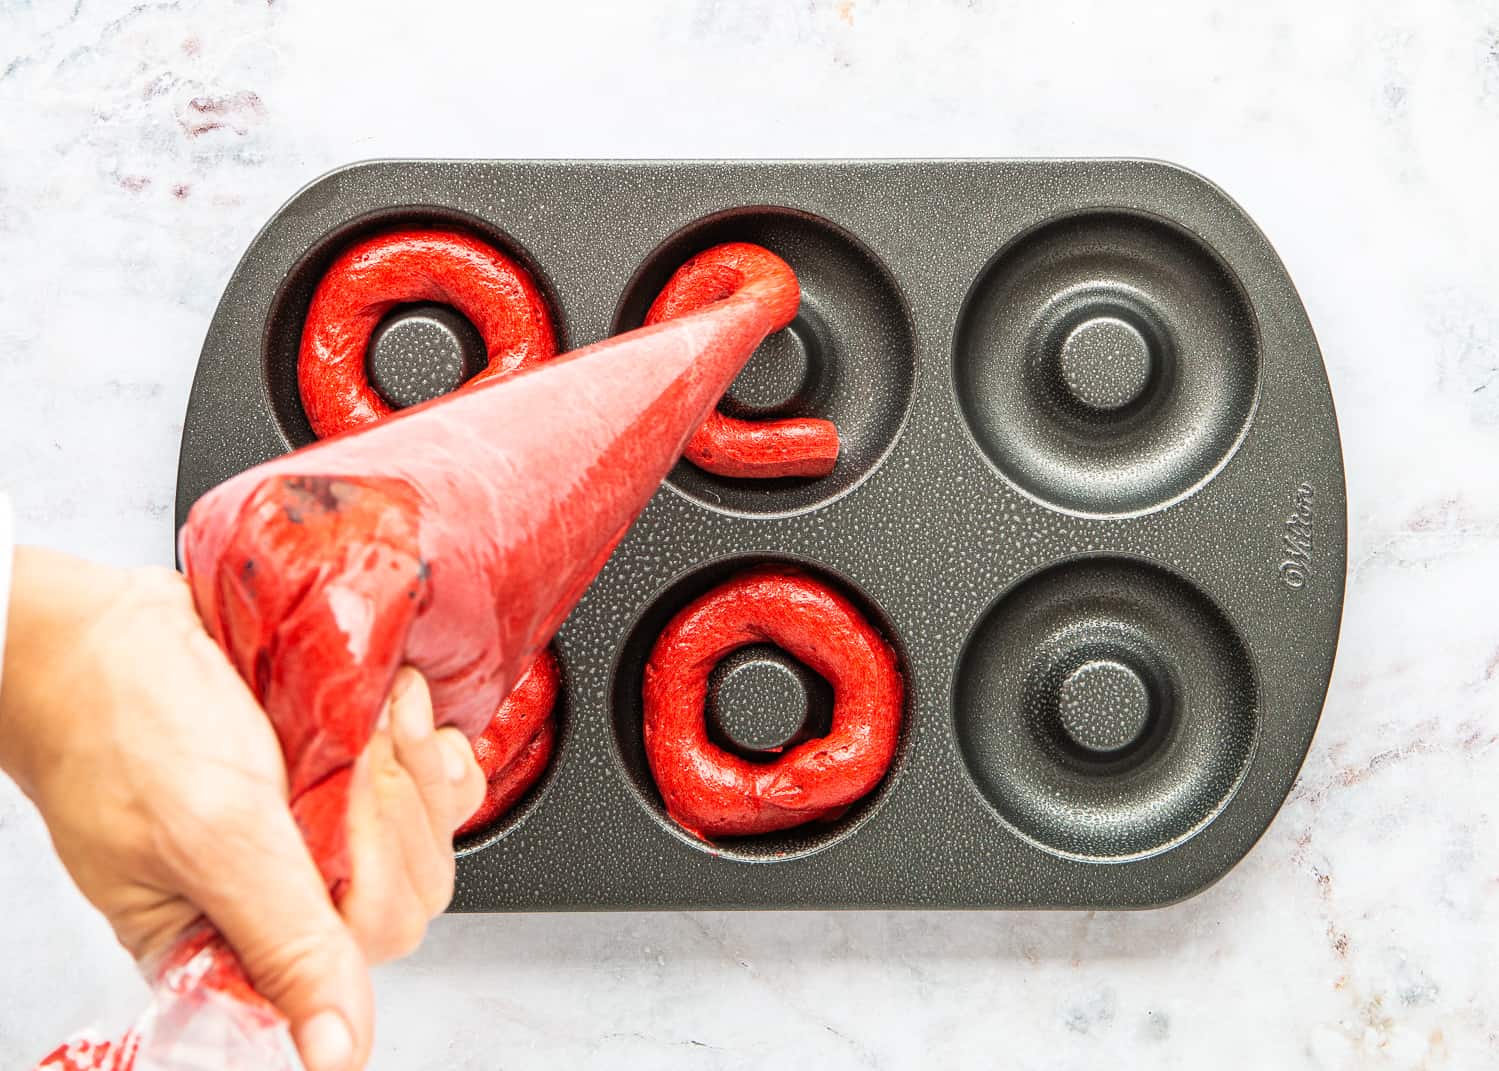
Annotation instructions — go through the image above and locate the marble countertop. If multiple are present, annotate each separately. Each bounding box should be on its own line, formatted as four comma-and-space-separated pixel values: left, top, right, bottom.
2, 1, 1496, 1067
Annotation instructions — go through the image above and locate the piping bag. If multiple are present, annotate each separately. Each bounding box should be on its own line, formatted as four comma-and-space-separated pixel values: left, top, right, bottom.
36, 249, 797, 1070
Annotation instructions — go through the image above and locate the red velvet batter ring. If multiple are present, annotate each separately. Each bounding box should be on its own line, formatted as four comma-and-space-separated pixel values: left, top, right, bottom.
457, 647, 562, 838
643, 566, 903, 838
298, 227, 557, 439
644, 243, 839, 479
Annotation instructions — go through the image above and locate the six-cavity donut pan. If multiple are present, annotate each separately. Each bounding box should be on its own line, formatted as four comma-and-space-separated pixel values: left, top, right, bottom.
175, 160, 1347, 911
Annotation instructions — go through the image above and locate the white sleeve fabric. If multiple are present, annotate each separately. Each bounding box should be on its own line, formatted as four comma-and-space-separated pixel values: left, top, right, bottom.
0, 494, 12, 696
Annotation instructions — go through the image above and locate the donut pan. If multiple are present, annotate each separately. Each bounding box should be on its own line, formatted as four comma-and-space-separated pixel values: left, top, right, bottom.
175, 160, 1347, 910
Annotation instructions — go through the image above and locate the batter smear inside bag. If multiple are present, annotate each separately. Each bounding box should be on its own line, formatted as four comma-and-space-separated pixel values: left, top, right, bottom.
297, 229, 565, 836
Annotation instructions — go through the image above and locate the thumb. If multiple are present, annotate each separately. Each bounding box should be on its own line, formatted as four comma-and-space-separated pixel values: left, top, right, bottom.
180, 799, 373, 1071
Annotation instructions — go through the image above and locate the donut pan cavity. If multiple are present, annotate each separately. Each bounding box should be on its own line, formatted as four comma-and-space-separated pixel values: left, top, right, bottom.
176, 160, 1346, 910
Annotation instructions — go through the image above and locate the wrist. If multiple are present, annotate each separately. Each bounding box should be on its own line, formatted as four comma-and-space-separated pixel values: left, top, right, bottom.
0, 546, 131, 797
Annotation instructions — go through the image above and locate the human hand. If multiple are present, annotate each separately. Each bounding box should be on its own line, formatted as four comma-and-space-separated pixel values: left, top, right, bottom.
0, 548, 485, 1071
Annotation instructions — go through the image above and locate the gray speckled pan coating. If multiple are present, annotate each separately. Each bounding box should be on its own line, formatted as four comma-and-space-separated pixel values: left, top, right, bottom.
175, 160, 1347, 911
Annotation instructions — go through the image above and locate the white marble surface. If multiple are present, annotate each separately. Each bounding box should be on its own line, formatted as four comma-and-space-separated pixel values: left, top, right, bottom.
2, 1, 1497, 1067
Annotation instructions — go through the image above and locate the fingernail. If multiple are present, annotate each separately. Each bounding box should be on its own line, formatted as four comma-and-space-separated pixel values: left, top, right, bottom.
375, 703, 391, 734
296, 1010, 353, 1071
441, 734, 469, 783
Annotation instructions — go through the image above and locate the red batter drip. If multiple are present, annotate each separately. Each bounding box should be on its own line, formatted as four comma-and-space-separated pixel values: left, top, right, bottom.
298, 228, 557, 438
643, 566, 903, 838
35, 1035, 140, 1071
456, 648, 561, 838
645, 243, 839, 479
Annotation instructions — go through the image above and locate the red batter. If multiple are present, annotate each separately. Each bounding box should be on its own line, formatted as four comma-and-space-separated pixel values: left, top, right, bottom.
298, 228, 556, 438
456, 648, 561, 838
643, 566, 903, 838
645, 243, 839, 479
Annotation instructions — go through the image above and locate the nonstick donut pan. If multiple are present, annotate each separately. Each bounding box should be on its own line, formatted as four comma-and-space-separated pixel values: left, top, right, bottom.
175, 160, 1346, 910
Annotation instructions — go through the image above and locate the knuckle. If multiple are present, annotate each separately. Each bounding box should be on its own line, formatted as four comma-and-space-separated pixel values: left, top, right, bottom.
124, 566, 196, 618
130, 564, 189, 593
248, 928, 346, 1002
380, 909, 428, 962
458, 773, 487, 826
406, 739, 448, 794
411, 767, 462, 826
377, 755, 408, 791
370, 748, 412, 800
347, 888, 429, 964
420, 855, 456, 917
